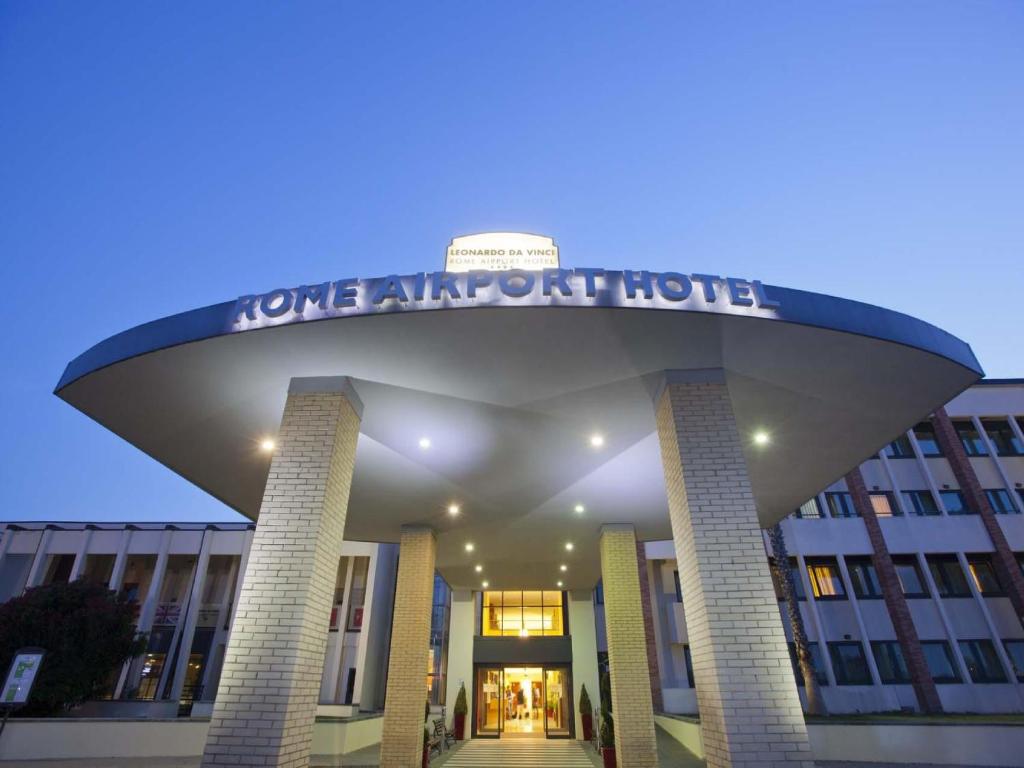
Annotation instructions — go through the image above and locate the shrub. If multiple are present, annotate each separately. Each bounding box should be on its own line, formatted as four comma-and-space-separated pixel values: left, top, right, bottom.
579, 683, 592, 715
0, 580, 146, 716
453, 682, 468, 715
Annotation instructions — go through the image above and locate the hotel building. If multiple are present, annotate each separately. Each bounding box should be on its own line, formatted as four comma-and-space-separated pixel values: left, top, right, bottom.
5, 238, 1015, 767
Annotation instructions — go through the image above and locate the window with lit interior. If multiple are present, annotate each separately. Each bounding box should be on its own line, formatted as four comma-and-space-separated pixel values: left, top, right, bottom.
482, 590, 564, 637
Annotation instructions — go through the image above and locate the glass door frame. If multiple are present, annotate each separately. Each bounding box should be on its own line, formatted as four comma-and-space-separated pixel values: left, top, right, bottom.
472, 663, 575, 739
541, 664, 574, 739
472, 665, 504, 739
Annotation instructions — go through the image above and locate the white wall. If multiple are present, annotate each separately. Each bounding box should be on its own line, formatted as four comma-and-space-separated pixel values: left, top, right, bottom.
444, 589, 475, 736
569, 590, 600, 739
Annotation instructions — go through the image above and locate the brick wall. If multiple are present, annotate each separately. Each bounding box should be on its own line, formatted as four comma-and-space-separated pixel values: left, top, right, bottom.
380, 526, 437, 768
599, 526, 658, 767
845, 467, 942, 713
635, 541, 664, 713
931, 407, 1024, 627
201, 387, 361, 768
656, 377, 813, 768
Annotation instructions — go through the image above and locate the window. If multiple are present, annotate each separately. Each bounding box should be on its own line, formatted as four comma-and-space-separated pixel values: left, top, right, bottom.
987, 489, 1020, 515
913, 422, 942, 457
828, 642, 872, 685
673, 570, 682, 603
953, 420, 988, 456
795, 498, 823, 519
958, 640, 1007, 683
922, 641, 961, 683
892, 556, 929, 598
903, 490, 940, 516
927, 555, 971, 597
788, 642, 828, 686
807, 558, 846, 599
825, 492, 858, 518
884, 434, 915, 459
940, 490, 974, 515
482, 590, 564, 637
869, 492, 900, 517
428, 574, 451, 705
982, 419, 1024, 457
872, 641, 911, 684
1003, 640, 1024, 682
847, 557, 882, 599
966, 555, 1003, 596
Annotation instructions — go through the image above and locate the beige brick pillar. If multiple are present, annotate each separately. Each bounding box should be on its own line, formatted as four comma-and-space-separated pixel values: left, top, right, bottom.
201, 377, 362, 768
599, 525, 658, 768
380, 526, 437, 768
655, 371, 814, 768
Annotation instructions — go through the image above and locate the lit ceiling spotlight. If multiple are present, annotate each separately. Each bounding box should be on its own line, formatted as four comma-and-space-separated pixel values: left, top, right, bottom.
481, 580, 489, 588
519, 627, 529, 637
560, 564, 568, 572
557, 580, 564, 588
573, 504, 585, 514
448, 503, 461, 516
753, 431, 771, 446
418, 437, 432, 450
465, 542, 475, 553
475, 564, 483, 573
590, 434, 605, 448
259, 438, 276, 453
565, 542, 574, 552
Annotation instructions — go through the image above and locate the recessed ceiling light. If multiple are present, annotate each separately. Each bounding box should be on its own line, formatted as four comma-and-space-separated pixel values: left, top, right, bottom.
753, 431, 770, 446
481, 580, 489, 588
465, 542, 475, 553
475, 564, 483, 573
590, 434, 605, 448
419, 437, 432, 449
560, 564, 567, 572
574, 504, 585, 514
565, 542, 574, 551
259, 438, 276, 453
448, 504, 460, 516
557, 581, 564, 588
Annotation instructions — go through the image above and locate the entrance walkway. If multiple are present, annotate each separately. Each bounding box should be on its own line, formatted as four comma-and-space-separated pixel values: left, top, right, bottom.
435, 739, 595, 767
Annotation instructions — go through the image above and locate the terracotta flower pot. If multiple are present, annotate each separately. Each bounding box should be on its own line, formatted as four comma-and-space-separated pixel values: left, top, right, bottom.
601, 746, 616, 768
422, 746, 429, 768
453, 711, 466, 740
581, 712, 593, 742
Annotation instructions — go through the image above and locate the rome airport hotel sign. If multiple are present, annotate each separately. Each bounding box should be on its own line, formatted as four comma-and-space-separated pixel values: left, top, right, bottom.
233, 233, 780, 329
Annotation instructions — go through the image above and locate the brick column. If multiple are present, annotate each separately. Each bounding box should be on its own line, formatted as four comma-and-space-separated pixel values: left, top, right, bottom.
931, 407, 1024, 626
635, 541, 664, 713
655, 371, 813, 768
599, 525, 658, 768
201, 378, 362, 768
380, 526, 437, 768
845, 468, 942, 713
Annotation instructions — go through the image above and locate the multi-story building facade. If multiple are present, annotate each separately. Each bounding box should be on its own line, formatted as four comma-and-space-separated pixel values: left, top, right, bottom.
626, 378, 1024, 716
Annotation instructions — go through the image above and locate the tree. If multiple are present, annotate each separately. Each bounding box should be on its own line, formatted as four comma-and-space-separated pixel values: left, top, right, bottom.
769, 523, 825, 716
0, 580, 146, 716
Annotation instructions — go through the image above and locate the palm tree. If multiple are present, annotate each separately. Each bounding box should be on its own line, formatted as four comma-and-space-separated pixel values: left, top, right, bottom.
769, 522, 825, 716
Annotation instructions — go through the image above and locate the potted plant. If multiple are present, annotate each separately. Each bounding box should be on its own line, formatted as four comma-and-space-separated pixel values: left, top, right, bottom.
422, 727, 430, 768
600, 712, 615, 768
453, 682, 468, 740
579, 683, 593, 742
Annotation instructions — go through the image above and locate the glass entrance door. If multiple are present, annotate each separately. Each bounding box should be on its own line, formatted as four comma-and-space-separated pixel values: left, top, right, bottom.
543, 666, 571, 737
475, 667, 503, 737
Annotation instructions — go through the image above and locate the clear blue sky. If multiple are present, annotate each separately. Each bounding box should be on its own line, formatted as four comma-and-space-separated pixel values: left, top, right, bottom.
1, 2, 1021, 523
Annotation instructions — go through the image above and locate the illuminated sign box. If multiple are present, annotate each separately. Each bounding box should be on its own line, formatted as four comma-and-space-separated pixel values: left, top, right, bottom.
445, 233, 559, 272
